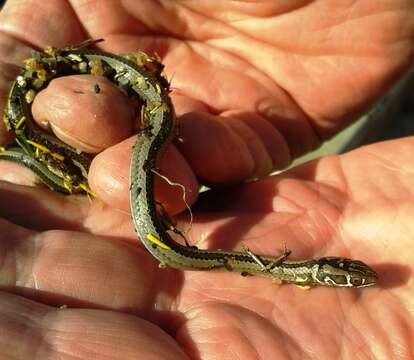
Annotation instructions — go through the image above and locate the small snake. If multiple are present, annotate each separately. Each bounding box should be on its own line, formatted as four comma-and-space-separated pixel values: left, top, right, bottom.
0, 40, 377, 288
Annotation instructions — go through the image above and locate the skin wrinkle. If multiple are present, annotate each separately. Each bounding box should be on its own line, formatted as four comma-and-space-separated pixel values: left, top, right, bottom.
21, 318, 52, 359
367, 301, 393, 358
274, 186, 326, 253
120, 6, 321, 156
318, 209, 342, 247
360, 150, 414, 206
216, 285, 270, 310
334, 156, 368, 253
184, 40, 280, 105
13, 233, 38, 290
337, 303, 351, 359
335, 291, 362, 359
205, 15, 375, 57
1, 3, 412, 358
186, 40, 278, 95
338, 150, 412, 254
80, 197, 101, 233
205, 38, 300, 111
269, 303, 308, 358
226, 1, 314, 19
341, 322, 367, 359
70, 0, 147, 38
372, 306, 398, 358
122, 1, 190, 39
225, 116, 272, 178
193, 325, 251, 360
172, 16, 316, 148
198, 305, 296, 359
60, 196, 90, 231
0, 32, 42, 57
364, 148, 414, 175
49, 123, 101, 153
315, 183, 347, 218
392, 300, 413, 357
387, 316, 408, 358
278, 219, 311, 258
65, 0, 87, 38
231, 21, 355, 57
389, 306, 414, 358
160, 2, 235, 41
299, 7, 412, 54
337, 154, 352, 200
273, 290, 340, 359
380, 204, 399, 254
210, 35, 336, 134
302, 207, 337, 253
201, 12, 408, 131
228, 111, 291, 168
203, 40, 312, 126
187, 114, 254, 182
302, 314, 341, 359
342, 5, 414, 31
232, 330, 260, 360
302, 181, 342, 232
340, 203, 383, 253
0, 36, 33, 66
312, 307, 339, 351
177, 1, 311, 43
317, 157, 349, 200
269, 306, 295, 356
358, 172, 404, 204
190, 281, 275, 317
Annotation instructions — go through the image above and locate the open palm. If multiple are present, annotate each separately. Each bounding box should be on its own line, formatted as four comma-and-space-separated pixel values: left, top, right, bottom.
0, 0, 413, 359
1, 137, 413, 358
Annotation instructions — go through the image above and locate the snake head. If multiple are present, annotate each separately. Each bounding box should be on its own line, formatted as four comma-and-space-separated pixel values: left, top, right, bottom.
314, 257, 378, 288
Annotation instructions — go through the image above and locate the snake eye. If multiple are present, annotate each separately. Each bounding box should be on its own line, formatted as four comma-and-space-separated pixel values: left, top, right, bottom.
351, 277, 363, 287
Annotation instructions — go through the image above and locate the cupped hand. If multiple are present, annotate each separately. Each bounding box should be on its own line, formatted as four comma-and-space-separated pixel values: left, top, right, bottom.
0, 0, 413, 198
0, 137, 413, 359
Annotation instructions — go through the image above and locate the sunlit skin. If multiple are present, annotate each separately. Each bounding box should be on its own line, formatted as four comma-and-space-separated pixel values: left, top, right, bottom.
0, 1, 413, 359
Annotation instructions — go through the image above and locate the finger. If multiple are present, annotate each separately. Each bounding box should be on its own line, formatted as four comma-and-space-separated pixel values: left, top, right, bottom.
173, 93, 292, 183
0, 292, 187, 360
0, 47, 32, 145
0, 181, 135, 237
177, 110, 291, 184
0, 181, 88, 231
0, 159, 39, 187
0, 217, 156, 311
32, 75, 136, 153
177, 111, 253, 184
173, 93, 254, 184
89, 136, 199, 215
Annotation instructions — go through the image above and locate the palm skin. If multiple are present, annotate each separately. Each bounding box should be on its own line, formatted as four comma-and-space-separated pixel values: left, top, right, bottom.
0, 1, 413, 359
1, 138, 413, 359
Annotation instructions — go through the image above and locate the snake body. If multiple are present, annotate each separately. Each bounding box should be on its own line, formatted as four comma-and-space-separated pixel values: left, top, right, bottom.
0, 40, 377, 288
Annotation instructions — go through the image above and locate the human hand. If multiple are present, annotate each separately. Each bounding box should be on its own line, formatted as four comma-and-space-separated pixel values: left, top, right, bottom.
0, 0, 413, 200
0, 136, 412, 359
0, 2, 413, 358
